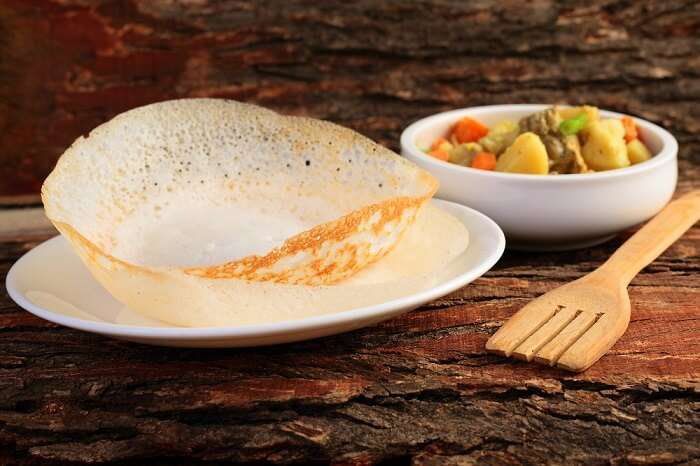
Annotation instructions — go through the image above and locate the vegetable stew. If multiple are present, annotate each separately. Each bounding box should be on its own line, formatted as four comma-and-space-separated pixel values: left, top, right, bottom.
424, 106, 653, 175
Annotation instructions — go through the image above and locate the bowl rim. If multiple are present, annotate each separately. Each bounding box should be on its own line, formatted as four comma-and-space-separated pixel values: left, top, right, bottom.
400, 104, 678, 182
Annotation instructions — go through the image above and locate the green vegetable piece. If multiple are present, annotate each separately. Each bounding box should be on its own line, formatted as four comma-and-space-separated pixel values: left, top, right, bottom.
559, 113, 588, 136
448, 142, 481, 166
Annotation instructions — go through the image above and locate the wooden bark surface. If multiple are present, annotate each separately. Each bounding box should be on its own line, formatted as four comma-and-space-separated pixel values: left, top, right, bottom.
1, 0, 700, 196
0, 167, 698, 465
1, 0, 699, 464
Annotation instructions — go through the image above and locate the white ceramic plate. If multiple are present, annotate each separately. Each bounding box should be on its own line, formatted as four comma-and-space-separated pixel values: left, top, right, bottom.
5, 199, 504, 348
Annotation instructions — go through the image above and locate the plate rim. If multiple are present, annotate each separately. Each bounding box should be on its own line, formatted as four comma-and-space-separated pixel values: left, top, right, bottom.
5, 199, 505, 340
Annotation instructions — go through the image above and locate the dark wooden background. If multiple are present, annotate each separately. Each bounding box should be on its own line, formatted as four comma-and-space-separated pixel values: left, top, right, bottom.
0, 1, 699, 465
1, 0, 699, 196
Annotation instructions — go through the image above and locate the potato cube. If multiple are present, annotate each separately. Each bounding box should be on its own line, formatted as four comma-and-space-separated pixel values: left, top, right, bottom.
599, 119, 625, 140
581, 120, 630, 171
495, 132, 549, 175
626, 139, 652, 164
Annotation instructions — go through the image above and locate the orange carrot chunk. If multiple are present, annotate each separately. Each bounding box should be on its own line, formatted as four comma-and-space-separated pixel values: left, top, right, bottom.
621, 116, 638, 143
452, 117, 489, 143
470, 151, 497, 170
429, 148, 450, 161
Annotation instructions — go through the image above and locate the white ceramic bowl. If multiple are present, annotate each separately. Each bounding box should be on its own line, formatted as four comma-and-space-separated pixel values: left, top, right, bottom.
401, 104, 678, 250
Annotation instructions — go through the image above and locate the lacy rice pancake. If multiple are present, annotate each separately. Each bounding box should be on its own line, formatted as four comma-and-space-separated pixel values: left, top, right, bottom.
41, 99, 467, 327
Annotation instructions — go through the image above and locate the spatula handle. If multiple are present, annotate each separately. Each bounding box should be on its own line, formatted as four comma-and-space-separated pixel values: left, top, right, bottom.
598, 190, 700, 287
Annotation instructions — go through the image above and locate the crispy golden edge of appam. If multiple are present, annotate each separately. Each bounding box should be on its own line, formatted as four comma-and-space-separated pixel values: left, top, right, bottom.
48, 188, 436, 286
184, 187, 436, 284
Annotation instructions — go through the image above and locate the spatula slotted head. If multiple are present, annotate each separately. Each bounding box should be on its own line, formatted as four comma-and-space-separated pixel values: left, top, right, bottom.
486, 278, 631, 372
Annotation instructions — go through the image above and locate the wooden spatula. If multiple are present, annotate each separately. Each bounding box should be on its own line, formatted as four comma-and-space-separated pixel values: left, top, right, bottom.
486, 190, 700, 372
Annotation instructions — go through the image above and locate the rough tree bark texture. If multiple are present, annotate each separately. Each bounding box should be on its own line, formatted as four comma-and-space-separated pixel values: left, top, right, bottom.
0, 0, 699, 195
0, 174, 698, 465
0, 0, 699, 464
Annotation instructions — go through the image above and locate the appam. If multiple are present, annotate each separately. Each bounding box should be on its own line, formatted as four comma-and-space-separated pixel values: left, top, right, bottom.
41, 98, 461, 327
